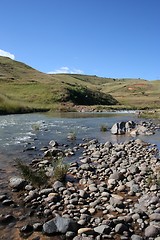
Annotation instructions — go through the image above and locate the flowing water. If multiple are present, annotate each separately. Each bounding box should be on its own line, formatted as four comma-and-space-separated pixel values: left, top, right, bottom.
0, 111, 159, 191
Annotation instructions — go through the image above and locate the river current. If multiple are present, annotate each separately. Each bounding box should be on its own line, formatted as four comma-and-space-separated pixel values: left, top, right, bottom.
0, 111, 159, 191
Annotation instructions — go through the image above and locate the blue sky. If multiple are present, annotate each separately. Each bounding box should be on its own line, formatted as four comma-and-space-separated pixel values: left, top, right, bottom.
0, 0, 160, 80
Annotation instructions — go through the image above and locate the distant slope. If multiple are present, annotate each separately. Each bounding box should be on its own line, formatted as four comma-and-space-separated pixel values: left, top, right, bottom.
0, 56, 159, 114
0, 57, 118, 114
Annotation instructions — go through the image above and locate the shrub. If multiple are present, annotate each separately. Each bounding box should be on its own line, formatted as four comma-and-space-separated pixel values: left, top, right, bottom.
52, 157, 69, 182
16, 159, 48, 187
100, 124, 107, 132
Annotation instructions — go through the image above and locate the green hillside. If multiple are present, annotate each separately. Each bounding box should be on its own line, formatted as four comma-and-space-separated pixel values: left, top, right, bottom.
0, 57, 118, 114
0, 56, 160, 114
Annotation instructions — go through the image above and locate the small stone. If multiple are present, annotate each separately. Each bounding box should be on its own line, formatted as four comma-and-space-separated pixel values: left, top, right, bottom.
109, 171, 124, 181
94, 225, 110, 234
33, 223, 42, 231
78, 228, 94, 235
66, 231, 76, 238
115, 223, 128, 234
131, 234, 143, 240
52, 181, 64, 191
20, 224, 33, 233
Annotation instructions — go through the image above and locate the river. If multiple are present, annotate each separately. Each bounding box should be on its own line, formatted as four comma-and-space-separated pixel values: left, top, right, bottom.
0, 111, 159, 192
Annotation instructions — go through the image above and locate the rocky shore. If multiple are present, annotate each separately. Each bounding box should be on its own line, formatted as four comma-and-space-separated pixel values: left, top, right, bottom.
0, 121, 160, 240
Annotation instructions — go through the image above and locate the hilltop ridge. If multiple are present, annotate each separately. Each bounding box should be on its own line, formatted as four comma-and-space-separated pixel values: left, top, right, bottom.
0, 56, 160, 114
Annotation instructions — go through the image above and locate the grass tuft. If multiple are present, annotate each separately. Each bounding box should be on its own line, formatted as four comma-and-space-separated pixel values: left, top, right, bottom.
100, 124, 108, 132
52, 157, 69, 182
16, 159, 48, 187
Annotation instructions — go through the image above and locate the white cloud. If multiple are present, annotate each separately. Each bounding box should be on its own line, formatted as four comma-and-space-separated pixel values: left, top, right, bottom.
0, 49, 15, 60
48, 66, 84, 74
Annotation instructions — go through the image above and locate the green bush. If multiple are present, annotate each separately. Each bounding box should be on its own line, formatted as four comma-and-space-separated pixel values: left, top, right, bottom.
16, 159, 48, 187
52, 157, 69, 182
100, 124, 107, 132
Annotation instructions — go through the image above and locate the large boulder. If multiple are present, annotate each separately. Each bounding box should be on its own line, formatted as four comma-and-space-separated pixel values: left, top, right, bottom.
43, 216, 79, 235
111, 121, 136, 135
111, 122, 126, 135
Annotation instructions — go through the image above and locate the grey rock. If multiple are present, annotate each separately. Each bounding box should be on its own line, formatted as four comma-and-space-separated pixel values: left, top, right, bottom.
49, 216, 79, 234
131, 234, 143, 240
0, 214, 16, 225
149, 196, 159, 204
149, 213, 160, 221
49, 140, 58, 147
33, 223, 42, 231
73, 236, 93, 240
2, 199, 14, 206
66, 231, 76, 238
144, 225, 159, 238
43, 219, 57, 235
94, 225, 110, 234
130, 184, 140, 193
109, 171, 124, 180
52, 181, 64, 191
24, 190, 38, 202
111, 122, 126, 135
39, 188, 53, 195
115, 223, 128, 234
9, 176, 26, 190
80, 163, 94, 171
110, 196, 124, 208
20, 224, 33, 233
89, 185, 98, 192
44, 148, 63, 157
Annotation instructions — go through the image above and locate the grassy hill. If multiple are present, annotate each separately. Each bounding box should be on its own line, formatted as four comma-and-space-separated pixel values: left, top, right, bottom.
0, 56, 160, 114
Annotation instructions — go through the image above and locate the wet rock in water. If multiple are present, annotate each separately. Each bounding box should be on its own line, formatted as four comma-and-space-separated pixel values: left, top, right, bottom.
44, 148, 63, 157
111, 122, 126, 135
9, 176, 26, 190
49, 140, 59, 147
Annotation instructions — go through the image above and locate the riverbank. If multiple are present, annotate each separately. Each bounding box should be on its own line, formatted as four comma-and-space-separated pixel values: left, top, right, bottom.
1, 134, 160, 239
0, 99, 160, 120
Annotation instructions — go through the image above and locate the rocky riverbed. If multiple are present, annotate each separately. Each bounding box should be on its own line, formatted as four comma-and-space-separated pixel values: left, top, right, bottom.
0, 121, 160, 240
